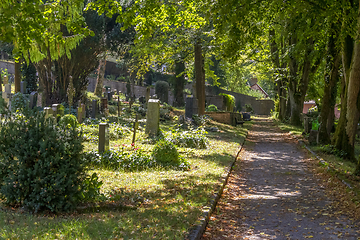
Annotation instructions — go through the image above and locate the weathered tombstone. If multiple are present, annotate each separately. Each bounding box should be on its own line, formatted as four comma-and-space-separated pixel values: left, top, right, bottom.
36, 93, 43, 107
308, 130, 319, 145
145, 87, 150, 104
44, 107, 53, 119
81, 103, 86, 120
52, 104, 60, 117
3, 83, 12, 106
107, 91, 113, 101
101, 98, 108, 111
145, 99, 160, 136
20, 81, 26, 94
132, 114, 139, 144
29, 91, 37, 109
185, 96, 194, 119
98, 123, 109, 153
303, 116, 311, 134
91, 100, 97, 118
77, 105, 83, 123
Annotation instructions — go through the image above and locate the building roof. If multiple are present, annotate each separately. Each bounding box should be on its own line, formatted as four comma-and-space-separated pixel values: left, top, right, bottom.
250, 83, 269, 98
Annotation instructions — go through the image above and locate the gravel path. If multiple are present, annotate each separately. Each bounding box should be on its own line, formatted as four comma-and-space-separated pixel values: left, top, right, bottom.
202, 118, 360, 240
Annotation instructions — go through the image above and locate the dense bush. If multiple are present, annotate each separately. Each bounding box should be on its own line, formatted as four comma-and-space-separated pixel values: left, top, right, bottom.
245, 103, 254, 113
59, 114, 79, 128
219, 93, 235, 112
155, 81, 169, 103
11, 92, 28, 113
152, 140, 189, 169
0, 112, 101, 212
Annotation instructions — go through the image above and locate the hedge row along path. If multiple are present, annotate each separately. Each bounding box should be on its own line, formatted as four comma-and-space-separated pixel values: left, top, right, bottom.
202, 118, 360, 239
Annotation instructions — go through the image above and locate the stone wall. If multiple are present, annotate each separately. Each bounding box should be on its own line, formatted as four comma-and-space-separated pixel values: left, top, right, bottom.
0, 60, 15, 76
87, 77, 176, 105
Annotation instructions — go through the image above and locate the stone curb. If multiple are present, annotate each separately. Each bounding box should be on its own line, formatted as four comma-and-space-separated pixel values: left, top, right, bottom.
185, 131, 249, 240
292, 134, 357, 195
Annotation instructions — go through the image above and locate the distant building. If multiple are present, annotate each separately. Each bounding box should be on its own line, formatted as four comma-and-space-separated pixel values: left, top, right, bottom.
303, 100, 316, 113
249, 78, 269, 98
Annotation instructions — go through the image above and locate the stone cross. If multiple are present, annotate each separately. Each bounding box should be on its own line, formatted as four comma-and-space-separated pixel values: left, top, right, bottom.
145, 99, 160, 136
98, 123, 109, 153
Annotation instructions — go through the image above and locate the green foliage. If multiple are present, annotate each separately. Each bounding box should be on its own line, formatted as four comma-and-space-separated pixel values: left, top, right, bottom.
81, 120, 130, 143
21, 62, 38, 92
206, 104, 218, 112
11, 92, 28, 113
163, 126, 209, 149
192, 114, 209, 127
0, 97, 8, 114
152, 139, 180, 166
85, 147, 155, 172
245, 103, 254, 113
155, 81, 169, 103
219, 93, 235, 112
58, 114, 79, 128
0, 112, 100, 212
319, 144, 348, 158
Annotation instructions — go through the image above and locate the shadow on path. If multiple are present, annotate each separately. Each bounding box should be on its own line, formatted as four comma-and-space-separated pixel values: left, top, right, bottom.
202, 118, 360, 240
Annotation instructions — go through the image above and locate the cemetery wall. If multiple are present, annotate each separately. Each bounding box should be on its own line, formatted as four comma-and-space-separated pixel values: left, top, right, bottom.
87, 77, 176, 105
0, 60, 15, 76
205, 86, 274, 115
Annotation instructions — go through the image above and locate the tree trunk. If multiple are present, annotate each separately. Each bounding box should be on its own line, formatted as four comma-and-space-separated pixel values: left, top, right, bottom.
95, 58, 106, 97
173, 59, 186, 107
319, 30, 341, 144
333, 34, 354, 159
194, 40, 205, 115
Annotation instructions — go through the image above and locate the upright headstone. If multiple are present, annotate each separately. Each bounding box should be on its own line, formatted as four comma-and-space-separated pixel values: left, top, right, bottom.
36, 93, 43, 107
81, 103, 86, 120
77, 105, 83, 123
3, 83, 12, 106
44, 107, 53, 119
145, 99, 160, 136
91, 100, 97, 118
29, 91, 37, 109
185, 96, 194, 119
98, 123, 109, 153
101, 98, 108, 111
3, 75, 8, 85
52, 104, 60, 117
145, 87, 150, 104
303, 116, 311, 134
20, 81, 27, 94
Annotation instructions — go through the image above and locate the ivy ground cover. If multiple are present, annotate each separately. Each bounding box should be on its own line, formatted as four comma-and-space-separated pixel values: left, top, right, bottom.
0, 119, 252, 239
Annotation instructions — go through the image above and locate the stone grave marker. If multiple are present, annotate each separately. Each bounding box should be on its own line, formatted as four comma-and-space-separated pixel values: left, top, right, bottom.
91, 99, 97, 118
3, 75, 8, 84
145, 87, 150, 104
145, 99, 160, 136
98, 123, 109, 153
101, 98, 108, 111
36, 93, 43, 107
44, 107, 53, 119
20, 81, 26, 94
185, 96, 198, 119
77, 105, 83, 123
29, 91, 37, 109
132, 114, 139, 144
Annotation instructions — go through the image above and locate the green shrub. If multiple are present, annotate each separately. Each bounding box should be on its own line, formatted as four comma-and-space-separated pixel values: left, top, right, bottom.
206, 104, 218, 112
155, 81, 169, 103
319, 144, 348, 158
0, 112, 101, 212
11, 92, 28, 113
0, 96, 8, 114
59, 114, 78, 128
151, 140, 190, 170
219, 93, 235, 112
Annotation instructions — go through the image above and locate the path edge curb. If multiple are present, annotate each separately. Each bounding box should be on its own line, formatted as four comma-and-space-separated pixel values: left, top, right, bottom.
184, 130, 249, 240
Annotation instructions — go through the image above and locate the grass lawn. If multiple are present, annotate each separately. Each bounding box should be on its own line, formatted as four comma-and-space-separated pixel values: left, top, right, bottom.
0, 117, 252, 239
